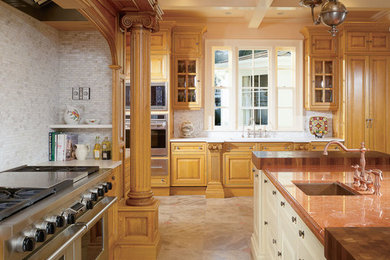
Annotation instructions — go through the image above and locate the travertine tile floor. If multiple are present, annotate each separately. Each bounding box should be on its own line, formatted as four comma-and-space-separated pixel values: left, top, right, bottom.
156, 195, 253, 260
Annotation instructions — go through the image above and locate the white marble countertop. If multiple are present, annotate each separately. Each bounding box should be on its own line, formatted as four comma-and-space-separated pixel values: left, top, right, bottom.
170, 137, 344, 143
37, 159, 122, 169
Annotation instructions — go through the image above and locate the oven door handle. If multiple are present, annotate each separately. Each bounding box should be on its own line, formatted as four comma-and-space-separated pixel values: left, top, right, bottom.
78, 196, 117, 229
27, 197, 117, 260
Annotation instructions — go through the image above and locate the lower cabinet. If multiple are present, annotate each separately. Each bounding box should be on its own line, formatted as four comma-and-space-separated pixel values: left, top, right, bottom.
223, 152, 254, 187
252, 170, 326, 260
171, 153, 206, 186
310, 141, 342, 151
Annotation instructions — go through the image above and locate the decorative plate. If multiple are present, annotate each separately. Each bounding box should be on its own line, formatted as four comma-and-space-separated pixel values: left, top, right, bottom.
309, 117, 328, 138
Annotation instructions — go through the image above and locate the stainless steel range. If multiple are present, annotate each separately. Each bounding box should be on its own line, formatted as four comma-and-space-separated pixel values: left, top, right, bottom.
0, 165, 116, 260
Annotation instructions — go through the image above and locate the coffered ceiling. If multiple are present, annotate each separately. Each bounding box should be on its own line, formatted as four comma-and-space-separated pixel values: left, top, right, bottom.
159, 0, 390, 28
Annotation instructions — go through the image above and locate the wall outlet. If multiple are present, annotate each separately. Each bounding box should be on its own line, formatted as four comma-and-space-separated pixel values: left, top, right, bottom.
82, 87, 90, 100
72, 88, 79, 100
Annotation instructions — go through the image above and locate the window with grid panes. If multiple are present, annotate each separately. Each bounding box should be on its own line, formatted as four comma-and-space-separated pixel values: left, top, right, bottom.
238, 49, 269, 127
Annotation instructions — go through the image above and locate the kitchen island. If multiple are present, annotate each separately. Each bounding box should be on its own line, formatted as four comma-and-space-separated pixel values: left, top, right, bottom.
251, 151, 390, 260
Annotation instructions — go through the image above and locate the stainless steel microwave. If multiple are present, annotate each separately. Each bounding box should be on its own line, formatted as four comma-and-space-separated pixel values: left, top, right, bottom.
126, 82, 167, 111
151, 82, 167, 110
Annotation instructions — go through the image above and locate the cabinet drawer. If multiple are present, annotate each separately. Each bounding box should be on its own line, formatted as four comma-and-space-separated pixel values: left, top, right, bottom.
310, 142, 342, 151
294, 143, 310, 151
151, 176, 169, 187
260, 143, 293, 151
297, 216, 326, 260
171, 143, 206, 153
224, 143, 256, 152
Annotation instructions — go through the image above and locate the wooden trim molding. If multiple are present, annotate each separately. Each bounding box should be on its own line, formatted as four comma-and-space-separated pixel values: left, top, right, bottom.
120, 12, 160, 32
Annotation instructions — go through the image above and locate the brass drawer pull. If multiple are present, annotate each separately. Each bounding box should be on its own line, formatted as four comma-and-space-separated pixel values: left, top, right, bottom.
272, 190, 277, 195
280, 201, 285, 207
264, 179, 268, 183
299, 230, 305, 239
264, 221, 268, 225
277, 251, 282, 257
272, 239, 277, 244
199, 147, 202, 150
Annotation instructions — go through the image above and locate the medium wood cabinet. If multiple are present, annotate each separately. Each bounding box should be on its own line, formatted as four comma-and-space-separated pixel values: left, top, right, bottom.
345, 55, 390, 152
172, 25, 205, 110
260, 142, 293, 151
301, 27, 338, 111
346, 32, 390, 52
151, 54, 168, 81
223, 153, 254, 187
173, 57, 202, 109
171, 142, 206, 186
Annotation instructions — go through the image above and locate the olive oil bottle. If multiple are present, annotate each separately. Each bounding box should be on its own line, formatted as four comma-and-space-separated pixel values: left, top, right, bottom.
93, 136, 101, 160
102, 137, 111, 160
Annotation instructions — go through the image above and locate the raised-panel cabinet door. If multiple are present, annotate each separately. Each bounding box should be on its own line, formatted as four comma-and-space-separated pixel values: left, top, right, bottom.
151, 54, 167, 81
345, 56, 369, 149
223, 153, 253, 187
370, 32, 390, 51
311, 35, 336, 55
171, 154, 206, 186
151, 30, 169, 52
346, 32, 370, 52
281, 223, 297, 260
368, 56, 390, 152
173, 33, 201, 56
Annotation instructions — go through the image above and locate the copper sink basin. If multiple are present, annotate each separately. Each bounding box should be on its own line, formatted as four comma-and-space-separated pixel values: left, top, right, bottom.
294, 182, 360, 196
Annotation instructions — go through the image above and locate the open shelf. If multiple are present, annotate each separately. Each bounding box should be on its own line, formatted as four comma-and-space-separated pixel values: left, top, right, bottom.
49, 124, 112, 129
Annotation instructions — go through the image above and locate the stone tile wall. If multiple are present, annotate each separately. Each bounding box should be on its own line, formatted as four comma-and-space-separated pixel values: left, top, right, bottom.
0, 2, 112, 170
0, 2, 59, 171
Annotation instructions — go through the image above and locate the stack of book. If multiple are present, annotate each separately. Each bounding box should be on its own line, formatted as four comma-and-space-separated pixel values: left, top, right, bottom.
48, 132, 78, 161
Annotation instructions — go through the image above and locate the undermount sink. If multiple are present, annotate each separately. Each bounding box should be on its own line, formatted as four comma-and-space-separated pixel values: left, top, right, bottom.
294, 182, 359, 196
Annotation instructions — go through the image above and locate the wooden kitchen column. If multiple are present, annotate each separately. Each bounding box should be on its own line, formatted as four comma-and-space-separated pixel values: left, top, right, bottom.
116, 12, 160, 260
206, 144, 225, 198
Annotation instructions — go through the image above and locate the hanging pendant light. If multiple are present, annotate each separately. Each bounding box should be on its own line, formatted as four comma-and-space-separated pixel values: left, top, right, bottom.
300, 0, 348, 36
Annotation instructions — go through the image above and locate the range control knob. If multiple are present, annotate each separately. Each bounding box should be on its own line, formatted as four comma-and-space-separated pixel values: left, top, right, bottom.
82, 200, 94, 210
83, 192, 97, 202
102, 182, 112, 191
24, 229, 46, 243
13, 236, 35, 252
90, 187, 104, 197
96, 185, 106, 195
101, 183, 108, 193
46, 216, 66, 228
35, 221, 56, 235
65, 213, 76, 224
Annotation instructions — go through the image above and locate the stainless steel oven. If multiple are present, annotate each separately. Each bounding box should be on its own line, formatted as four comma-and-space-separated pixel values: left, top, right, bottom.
151, 82, 167, 110
27, 197, 116, 260
151, 114, 168, 156
126, 114, 168, 157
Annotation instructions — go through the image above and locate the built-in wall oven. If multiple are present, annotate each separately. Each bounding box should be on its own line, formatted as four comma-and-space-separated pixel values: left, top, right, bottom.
125, 114, 168, 157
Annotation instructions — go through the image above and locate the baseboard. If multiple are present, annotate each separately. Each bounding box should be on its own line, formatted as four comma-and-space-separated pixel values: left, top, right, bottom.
152, 187, 170, 196
170, 186, 206, 195
224, 187, 253, 197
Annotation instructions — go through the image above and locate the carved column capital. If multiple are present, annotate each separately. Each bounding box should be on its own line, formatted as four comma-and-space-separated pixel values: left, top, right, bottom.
120, 12, 160, 32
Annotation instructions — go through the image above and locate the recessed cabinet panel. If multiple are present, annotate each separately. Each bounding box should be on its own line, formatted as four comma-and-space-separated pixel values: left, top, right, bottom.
347, 32, 369, 52
347, 32, 390, 52
173, 33, 201, 56
151, 55, 167, 81
171, 154, 206, 186
311, 35, 336, 55
371, 33, 390, 51
151, 30, 169, 52
223, 153, 253, 187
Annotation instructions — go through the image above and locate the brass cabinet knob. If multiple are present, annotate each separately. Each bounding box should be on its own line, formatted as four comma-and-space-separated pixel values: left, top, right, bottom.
299, 230, 305, 239
272, 190, 277, 195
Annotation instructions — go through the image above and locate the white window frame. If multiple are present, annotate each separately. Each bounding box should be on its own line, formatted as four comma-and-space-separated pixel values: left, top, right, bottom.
204, 39, 303, 132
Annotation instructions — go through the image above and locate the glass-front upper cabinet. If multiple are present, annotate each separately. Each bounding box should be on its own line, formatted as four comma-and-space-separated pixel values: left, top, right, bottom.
173, 57, 201, 110
310, 58, 337, 110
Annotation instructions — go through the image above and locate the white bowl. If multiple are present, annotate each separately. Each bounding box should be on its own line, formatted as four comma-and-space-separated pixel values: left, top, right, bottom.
85, 119, 100, 125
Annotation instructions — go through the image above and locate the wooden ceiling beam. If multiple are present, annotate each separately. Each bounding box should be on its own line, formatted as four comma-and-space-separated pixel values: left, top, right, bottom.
248, 0, 274, 28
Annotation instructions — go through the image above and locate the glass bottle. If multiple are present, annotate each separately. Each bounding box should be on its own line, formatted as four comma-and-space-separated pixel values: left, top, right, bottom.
102, 137, 111, 160
93, 136, 101, 160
